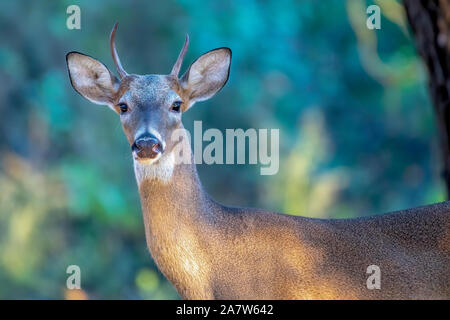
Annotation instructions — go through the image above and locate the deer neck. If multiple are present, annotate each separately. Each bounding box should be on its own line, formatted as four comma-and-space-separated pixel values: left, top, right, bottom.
135, 152, 209, 226
133, 135, 217, 295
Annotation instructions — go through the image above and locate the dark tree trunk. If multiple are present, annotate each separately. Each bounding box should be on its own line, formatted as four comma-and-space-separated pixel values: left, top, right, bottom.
403, 0, 450, 197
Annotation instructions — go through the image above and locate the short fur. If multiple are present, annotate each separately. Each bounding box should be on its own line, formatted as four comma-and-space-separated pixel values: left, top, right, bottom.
137, 142, 450, 299
66, 28, 450, 300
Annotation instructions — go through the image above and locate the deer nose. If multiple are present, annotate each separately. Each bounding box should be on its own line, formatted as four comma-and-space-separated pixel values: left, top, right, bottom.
132, 135, 163, 159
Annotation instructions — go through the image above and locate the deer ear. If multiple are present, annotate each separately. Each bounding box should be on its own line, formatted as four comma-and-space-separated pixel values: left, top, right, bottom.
180, 47, 231, 110
66, 52, 120, 106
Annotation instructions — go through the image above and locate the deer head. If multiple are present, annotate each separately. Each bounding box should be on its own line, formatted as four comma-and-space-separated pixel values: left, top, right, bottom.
66, 23, 231, 176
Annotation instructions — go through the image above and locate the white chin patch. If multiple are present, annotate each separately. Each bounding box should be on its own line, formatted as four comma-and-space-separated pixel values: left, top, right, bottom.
133, 152, 175, 185
134, 152, 161, 165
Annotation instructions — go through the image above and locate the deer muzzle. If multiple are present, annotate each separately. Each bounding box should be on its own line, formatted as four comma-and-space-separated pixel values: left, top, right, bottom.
132, 134, 163, 160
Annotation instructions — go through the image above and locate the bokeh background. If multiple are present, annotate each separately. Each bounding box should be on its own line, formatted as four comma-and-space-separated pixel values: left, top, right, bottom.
0, 0, 444, 299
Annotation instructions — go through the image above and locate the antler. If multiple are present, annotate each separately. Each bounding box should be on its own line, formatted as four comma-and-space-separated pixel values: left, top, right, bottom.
170, 34, 189, 77
110, 22, 128, 79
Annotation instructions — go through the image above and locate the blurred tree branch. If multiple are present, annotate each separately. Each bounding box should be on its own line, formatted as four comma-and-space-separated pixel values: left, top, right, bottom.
404, 0, 450, 197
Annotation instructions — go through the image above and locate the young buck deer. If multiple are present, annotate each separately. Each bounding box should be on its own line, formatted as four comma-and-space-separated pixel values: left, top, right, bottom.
66, 23, 450, 299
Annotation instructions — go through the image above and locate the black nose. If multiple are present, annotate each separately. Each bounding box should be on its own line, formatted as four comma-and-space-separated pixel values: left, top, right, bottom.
132, 134, 163, 159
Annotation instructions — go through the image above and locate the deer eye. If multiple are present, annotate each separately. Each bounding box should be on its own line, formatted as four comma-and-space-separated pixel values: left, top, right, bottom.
118, 103, 128, 114
171, 101, 182, 113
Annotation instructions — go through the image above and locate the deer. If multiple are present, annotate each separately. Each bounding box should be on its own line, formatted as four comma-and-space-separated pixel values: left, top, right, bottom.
65, 23, 450, 300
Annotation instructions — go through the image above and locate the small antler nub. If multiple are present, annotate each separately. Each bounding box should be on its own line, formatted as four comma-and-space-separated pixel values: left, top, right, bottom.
110, 22, 128, 79
171, 34, 189, 77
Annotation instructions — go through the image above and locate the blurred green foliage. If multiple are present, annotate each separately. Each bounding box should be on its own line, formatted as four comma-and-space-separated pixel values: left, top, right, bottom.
0, 0, 445, 299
